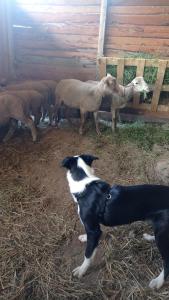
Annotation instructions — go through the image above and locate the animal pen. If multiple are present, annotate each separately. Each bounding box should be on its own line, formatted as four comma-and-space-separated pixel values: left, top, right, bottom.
1, 0, 169, 299
1, 0, 169, 122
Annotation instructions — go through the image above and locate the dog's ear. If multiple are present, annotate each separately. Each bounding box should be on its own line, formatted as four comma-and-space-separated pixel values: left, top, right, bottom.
61, 156, 76, 169
80, 154, 99, 166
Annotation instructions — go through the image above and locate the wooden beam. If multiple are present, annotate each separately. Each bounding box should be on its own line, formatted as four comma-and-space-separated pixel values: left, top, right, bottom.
98, 57, 106, 80
96, 0, 108, 79
117, 58, 124, 84
133, 59, 145, 105
97, 0, 107, 57
0, 0, 15, 80
151, 60, 167, 112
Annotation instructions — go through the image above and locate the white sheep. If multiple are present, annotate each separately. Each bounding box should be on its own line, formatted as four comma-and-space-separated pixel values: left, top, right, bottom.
110, 76, 149, 131
54, 74, 119, 135
87, 76, 149, 132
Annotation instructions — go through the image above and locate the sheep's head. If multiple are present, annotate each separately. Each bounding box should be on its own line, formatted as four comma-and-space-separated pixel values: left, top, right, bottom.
131, 77, 149, 94
101, 73, 119, 95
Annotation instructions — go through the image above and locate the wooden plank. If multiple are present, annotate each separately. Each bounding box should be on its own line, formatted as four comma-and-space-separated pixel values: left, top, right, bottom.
15, 0, 101, 5
117, 58, 124, 84
106, 46, 169, 57
151, 60, 167, 112
107, 14, 169, 26
98, 57, 106, 79
15, 54, 96, 67
13, 24, 99, 36
109, 0, 169, 6
109, 6, 169, 15
15, 62, 96, 81
106, 25, 169, 39
162, 85, 169, 92
13, 12, 100, 25
133, 59, 145, 105
106, 37, 169, 48
13, 4, 100, 14
16, 48, 97, 60
97, 0, 107, 57
14, 34, 98, 50
106, 58, 169, 68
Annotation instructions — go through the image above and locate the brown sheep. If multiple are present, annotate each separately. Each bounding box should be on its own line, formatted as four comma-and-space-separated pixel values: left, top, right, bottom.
54, 74, 119, 135
0, 93, 38, 142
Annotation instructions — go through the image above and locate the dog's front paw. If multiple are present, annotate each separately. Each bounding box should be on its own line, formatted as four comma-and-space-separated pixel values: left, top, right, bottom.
72, 265, 86, 278
78, 234, 87, 243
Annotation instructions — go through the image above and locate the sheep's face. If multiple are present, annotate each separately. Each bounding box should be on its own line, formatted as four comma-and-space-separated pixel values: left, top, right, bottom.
102, 74, 119, 95
132, 77, 149, 93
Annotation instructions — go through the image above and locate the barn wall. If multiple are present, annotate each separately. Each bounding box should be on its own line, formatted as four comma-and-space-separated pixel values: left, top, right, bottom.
106, 0, 169, 57
11, 0, 101, 81
9, 0, 169, 81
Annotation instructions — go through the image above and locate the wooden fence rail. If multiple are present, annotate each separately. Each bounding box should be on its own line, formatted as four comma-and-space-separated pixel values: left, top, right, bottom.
98, 57, 169, 113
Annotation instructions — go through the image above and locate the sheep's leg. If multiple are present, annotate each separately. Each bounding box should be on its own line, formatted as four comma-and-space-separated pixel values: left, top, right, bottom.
3, 119, 17, 142
117, 109, 121, 123
24, 117, 38, 142
111, 109, 117, 132
34, 110, 42, 126
79, 110, 86, 135
93, 112, 101, 136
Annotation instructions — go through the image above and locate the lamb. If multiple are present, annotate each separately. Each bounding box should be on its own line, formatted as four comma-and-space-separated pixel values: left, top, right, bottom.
54, 74, 119, 135
0, 92, 38, 142
87, 76, 149, 132
4, 81, 52, 123
110, 76, 149, 131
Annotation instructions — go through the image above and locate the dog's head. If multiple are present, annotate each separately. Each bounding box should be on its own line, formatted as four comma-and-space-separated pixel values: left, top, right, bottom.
61, 154, 98, 177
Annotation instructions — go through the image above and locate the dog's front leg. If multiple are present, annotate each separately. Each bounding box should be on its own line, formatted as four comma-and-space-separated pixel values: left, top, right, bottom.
73, 225, 102, 278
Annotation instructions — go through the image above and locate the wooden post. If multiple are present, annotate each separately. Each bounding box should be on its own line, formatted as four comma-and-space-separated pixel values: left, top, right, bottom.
96, 0, 108, 80
133, 59, 145, 106
151, 60, 167, 112
117, 58, 124, 85
0, 0, 15, 81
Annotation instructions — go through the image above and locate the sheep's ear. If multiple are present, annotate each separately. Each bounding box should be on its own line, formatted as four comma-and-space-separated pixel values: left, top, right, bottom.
80, 154, 99, 166
61, 156, 76, 169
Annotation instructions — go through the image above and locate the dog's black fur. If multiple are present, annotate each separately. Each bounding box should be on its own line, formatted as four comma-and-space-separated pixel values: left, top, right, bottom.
62, 154, 169, 287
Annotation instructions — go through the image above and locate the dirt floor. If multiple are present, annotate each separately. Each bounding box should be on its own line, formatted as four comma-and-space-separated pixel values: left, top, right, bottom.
0, 124, 169, 299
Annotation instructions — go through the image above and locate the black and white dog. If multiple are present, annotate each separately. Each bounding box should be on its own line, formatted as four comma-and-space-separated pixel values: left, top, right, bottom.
62, 154, 169, 289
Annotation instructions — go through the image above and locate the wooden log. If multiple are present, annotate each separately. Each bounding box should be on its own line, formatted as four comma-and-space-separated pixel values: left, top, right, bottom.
151, 60, 167, 112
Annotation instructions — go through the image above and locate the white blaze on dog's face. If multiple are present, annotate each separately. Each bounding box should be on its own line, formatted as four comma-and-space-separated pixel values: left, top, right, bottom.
61, 154, 99, 196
